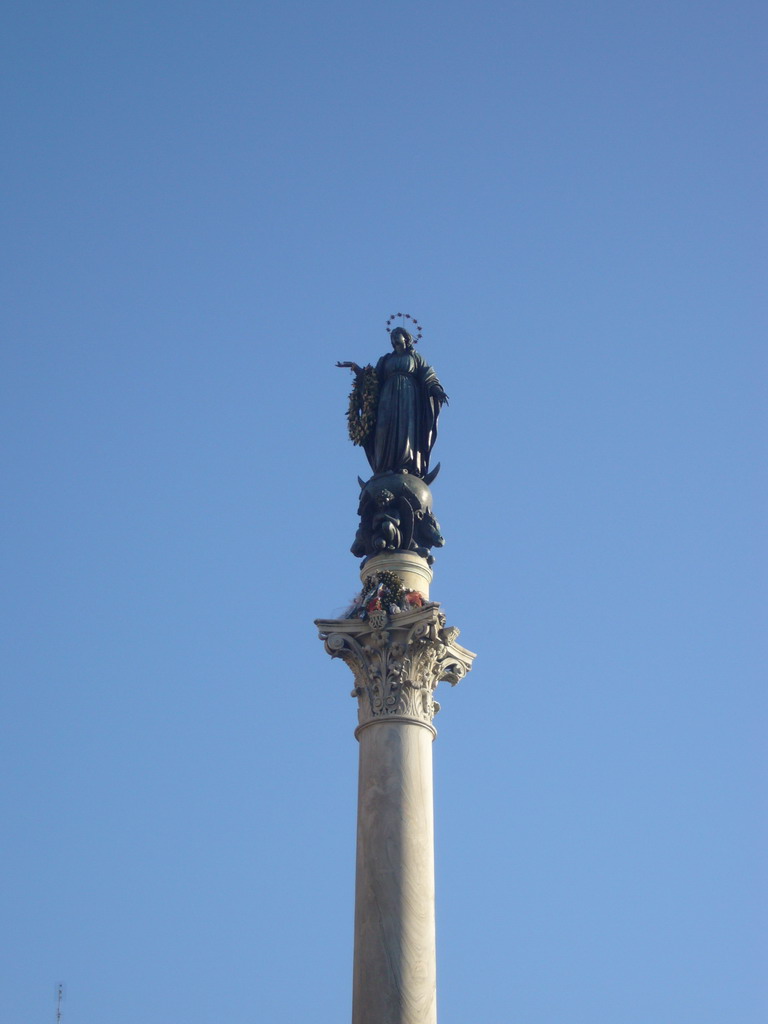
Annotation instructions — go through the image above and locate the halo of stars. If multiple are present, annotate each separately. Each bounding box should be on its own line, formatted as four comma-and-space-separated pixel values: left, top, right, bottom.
386, 312, 423, 343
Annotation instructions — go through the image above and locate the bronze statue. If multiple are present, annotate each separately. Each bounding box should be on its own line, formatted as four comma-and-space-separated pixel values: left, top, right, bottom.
338, 324, 449, 563
337, 326, 448, 479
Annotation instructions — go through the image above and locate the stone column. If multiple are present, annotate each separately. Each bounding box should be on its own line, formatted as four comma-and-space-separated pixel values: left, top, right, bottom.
316, 556, 475, 1024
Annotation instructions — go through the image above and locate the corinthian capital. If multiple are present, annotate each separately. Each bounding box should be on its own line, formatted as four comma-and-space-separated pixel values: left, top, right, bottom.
315, 605, 475, 732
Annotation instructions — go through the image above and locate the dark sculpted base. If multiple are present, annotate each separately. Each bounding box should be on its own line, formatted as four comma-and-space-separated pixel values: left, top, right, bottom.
351, 472, 444, 565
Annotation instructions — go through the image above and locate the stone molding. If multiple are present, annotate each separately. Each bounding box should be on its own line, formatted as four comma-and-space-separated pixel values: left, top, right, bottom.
316, 605, 475, 732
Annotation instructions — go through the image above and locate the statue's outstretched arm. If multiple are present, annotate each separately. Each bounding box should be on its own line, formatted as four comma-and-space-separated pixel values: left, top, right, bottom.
427, 376, 449, 406
336, 361, 363, 376
417, 354, 448, 405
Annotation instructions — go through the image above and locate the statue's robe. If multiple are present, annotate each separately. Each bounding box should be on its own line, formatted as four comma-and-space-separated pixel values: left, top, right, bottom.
364, 350, 442, 478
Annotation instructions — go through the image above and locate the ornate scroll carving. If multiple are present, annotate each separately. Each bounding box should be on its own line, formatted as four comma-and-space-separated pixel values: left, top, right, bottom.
316, 606, 475, 732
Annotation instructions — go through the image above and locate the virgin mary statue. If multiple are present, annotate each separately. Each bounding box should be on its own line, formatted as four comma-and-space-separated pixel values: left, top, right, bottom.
338, 327, 448, 478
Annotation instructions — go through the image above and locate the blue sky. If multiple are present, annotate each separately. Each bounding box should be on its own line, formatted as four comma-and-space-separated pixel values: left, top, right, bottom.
1, 1, 765, 1021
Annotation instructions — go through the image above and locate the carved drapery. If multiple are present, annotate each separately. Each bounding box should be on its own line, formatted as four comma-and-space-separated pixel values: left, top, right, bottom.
316, 606, 475, 732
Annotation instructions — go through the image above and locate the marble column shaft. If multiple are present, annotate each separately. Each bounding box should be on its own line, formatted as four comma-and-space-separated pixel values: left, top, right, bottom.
353, 719, 437, 1023
317, 589, 474, 1024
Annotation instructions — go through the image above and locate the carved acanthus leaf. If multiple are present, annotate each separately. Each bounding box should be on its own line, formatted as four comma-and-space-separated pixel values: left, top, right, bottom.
316, 605, 475, 729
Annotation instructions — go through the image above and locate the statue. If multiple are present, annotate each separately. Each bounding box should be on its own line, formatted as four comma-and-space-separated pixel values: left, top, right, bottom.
337, 325, 448, 478
338, 317, 448, 563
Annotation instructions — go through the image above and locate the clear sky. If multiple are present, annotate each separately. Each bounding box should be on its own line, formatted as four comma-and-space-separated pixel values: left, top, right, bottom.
1, 1, 765, 1021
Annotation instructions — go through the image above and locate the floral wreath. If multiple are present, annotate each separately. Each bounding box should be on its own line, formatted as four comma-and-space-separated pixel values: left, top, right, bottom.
362, 569, 406, 609
357, 570, 425, 620
346, 365, 379, 445
386, 312, 423, 343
